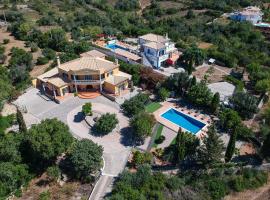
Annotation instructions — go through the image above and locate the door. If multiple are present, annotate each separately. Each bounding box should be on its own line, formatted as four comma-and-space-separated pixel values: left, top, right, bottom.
62, 87, 69, 96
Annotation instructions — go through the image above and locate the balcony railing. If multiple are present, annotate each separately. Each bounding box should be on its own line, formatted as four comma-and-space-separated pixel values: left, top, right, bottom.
73, 79, 105, 85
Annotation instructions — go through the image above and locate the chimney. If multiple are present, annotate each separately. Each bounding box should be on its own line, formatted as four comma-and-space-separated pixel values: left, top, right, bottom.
115, 58, 119, 65
56, 56, 61, 68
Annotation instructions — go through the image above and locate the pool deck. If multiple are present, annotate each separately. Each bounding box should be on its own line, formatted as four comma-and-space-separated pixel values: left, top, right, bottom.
153, 101, 211, 138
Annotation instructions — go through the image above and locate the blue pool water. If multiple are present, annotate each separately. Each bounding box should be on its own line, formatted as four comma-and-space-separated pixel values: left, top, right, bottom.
161, 109, 205, 134
106, 43, 127, 51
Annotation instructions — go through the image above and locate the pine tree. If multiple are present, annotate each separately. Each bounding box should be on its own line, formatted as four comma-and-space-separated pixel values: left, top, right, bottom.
174, 128, 199, 165
261, 133, 270, 159
175, 130, 185, 163
16, 108, 27, 133
190, 76, 197, 86
225, 128, 238, 162
210, 92, 220, 113
198, 125, 224, 167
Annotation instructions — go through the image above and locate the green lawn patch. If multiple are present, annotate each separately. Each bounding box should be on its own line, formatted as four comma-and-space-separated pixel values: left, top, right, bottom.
153, 124, 164, 148
145, 102, 162, 113
170, 137, 176, 145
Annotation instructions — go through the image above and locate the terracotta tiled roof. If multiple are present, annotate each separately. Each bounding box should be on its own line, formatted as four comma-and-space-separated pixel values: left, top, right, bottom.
80, 50, 106, 58
105, 75, 128, 85
37, 67, 70, 88
139, 33, 168, 43
47, 77, 70, 88
105, 71, 131, 86
144, 41, 165, 50
114, 48, 141, 61
59, 57, 118, 73
37, 67, 58, 82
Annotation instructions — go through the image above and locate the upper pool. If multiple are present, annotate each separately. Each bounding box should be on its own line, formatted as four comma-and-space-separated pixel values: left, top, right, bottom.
106, 43, 127, 51
161, 108, 206, 134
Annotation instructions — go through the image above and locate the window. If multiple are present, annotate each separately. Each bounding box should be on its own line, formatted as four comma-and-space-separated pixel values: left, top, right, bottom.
159, 50, 165, 56
85, 75, 92, 80
107, 71, 113, 77
62, 73, 68, 79
71, 75, 79, 80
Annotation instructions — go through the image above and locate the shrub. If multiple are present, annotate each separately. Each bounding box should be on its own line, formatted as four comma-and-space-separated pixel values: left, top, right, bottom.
230, 169, 268, 192
121, 93, 150, 116
229, 92, 258, 119
230, 176, 245, 192
3, 39, 9, 44
47, 165, 60, 182
207, 178, 228, 200
132, 151, 152, 167
42, 48, 56, 60
39, 191, 51, 200
158, 87, 170, 101
36, 57, 49, 65
155, 135, 165, 144
115, 0, 140, 11
30, 43, 38, 52
166, 176, 184, 191
82, 103, 92, 116
95, 113, 118, 134
119, 61, 141, 85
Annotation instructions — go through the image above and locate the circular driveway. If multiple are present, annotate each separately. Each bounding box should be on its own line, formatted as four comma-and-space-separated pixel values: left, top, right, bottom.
67, 103, 131, 176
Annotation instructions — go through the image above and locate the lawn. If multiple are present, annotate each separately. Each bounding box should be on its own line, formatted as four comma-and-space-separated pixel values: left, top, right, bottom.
153, 124, 164, 148
145, 102, 162, 113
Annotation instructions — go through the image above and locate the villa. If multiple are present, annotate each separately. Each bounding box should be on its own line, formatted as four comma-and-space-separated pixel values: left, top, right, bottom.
139, 33, 179, 68
229, 6, 263, 25
35, 50, 132, 101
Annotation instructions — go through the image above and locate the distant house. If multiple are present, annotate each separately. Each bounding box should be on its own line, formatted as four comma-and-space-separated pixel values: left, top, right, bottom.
229, 6, 263, 25
138, 33, 178, 69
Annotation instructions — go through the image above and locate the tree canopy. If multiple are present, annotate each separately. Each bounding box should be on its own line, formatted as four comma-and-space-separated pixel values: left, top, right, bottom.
66, 139, 103, 181
198, 125, 224, 167
230, 92, 258, 119
130, 112, 155, 143
187, 82, 213, 107
23, 119, 74, 169
94, 113, 118, 134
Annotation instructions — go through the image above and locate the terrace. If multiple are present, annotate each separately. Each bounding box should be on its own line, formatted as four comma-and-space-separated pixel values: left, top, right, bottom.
153, 101, 211, 139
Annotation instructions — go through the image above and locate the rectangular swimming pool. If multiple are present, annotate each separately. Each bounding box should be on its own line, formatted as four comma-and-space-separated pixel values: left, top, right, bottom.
161, 108, 206, 134
106, 43, 127, 51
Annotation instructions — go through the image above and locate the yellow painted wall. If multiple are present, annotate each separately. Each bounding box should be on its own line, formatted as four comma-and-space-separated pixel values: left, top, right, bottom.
32, 79, 38, 87
104, 82, 116, 94
113, 68, 119, 74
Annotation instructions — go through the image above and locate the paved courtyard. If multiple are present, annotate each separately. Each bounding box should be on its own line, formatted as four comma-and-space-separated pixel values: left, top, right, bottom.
14, 88, 131, 200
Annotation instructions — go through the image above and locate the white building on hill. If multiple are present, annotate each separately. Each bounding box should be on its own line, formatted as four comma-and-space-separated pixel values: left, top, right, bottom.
138, 33, 179, 69
229, 6, 263, 25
